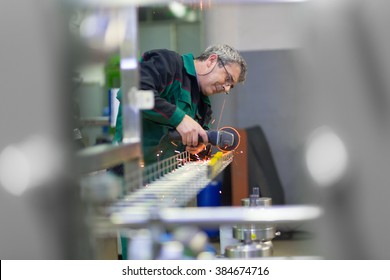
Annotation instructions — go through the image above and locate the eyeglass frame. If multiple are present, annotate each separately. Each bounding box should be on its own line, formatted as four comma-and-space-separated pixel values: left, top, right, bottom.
218, 57, 235, 94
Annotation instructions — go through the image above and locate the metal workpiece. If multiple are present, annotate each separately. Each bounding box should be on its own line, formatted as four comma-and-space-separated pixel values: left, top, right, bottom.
76, 142, 142, 174
108, 205, 322, 229
115, 151, 233, 208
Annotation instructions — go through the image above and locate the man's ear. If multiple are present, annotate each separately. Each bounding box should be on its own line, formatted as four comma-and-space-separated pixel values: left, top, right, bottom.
207, 53, 218, 67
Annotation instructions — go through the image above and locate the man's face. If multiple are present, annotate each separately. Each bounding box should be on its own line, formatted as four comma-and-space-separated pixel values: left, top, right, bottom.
199, 55, 241, 96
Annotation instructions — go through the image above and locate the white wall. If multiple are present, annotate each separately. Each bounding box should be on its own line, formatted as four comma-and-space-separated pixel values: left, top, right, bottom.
204, 3, 307, 51
205, 3, 309, 204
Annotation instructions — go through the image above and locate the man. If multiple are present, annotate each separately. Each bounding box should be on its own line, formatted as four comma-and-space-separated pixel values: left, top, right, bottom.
114, 44, 247, 165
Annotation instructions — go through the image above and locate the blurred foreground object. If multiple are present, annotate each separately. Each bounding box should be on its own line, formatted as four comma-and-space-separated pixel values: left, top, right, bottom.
297, 0, 390, 259
0, 1, 89, 259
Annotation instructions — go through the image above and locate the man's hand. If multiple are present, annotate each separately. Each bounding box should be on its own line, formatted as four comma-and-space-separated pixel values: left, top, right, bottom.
176, 115, 208, 146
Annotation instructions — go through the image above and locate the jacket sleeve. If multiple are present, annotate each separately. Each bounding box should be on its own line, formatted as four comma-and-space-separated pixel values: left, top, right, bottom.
140, 50, 186, 128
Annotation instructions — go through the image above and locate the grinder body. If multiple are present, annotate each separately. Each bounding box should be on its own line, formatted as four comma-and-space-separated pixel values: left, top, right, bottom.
168, 126, 240, 152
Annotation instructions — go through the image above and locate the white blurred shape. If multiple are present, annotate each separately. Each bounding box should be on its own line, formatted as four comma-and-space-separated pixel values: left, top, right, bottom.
104, 15, 126, 50
79, 13, 107, 39
79, 12, 126, 51
128, 229, 153, 260
0, 146, 31, 196
0, 135, 63, 196
305, 126, 348, 187
80, 172, 121, 203
169, 2, 187, 18
120, 57, 138, 70
185, 10, 197, 22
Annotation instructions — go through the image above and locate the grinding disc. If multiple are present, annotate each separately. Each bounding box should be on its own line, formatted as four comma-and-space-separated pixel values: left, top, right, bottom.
219, 126, 240, 151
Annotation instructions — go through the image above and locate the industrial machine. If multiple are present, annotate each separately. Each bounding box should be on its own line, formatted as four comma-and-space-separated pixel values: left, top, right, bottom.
225, 188, 276, 258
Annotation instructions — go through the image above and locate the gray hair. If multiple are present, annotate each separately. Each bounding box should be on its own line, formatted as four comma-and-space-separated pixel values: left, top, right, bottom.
196, 44, 247, 83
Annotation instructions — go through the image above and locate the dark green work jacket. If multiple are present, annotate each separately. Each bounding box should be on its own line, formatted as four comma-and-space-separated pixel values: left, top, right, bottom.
114, 49, 212, 165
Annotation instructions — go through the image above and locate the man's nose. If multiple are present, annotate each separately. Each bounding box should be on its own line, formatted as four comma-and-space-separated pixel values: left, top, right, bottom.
223, 84, 232, 94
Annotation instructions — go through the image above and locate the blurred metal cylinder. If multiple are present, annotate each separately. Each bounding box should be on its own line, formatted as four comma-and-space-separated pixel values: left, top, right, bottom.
225, 186, 277, 258
225, 242, 273, 258
233, 225, 276, 242
241, 197, 272, 207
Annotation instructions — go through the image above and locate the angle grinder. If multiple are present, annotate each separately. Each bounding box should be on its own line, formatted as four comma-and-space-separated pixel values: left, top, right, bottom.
168, 126, 240, 152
